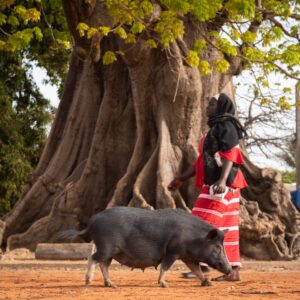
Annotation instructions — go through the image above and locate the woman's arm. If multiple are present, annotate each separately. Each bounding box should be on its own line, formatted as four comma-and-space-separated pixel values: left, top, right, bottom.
167, 165, 196, 191
213, 158, 233, 194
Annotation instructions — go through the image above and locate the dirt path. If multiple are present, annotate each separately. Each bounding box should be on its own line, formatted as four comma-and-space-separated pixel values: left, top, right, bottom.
1, 262, 300, 300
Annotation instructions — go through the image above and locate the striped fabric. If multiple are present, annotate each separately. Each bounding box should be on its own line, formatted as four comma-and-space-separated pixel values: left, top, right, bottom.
192, 185, 241, 267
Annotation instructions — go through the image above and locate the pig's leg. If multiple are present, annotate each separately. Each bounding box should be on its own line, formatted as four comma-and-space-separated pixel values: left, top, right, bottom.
85, 254, 97, 285
158, 256, 177, 288
99, 259, 117, 288
183, 260, 211, 286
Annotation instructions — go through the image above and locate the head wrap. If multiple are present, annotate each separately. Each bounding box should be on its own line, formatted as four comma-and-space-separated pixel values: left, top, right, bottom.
207, 93, 247, 139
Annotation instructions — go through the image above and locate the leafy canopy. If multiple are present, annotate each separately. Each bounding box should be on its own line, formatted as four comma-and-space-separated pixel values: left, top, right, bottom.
76, 0, 299, 109
0, 0, 69, 214
0, 1, 299, 132
0, 1, 300, 212
0, 0, 71, 86
1, 1, 299, 82
0, 54, 54, 215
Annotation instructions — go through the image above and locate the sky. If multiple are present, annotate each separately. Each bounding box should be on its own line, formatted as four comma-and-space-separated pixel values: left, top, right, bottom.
32, 66, 60, 107
32, 65, 296, 171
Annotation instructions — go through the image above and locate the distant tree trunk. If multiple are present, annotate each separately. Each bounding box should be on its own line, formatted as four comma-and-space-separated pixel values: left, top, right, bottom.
2, 1, 300, 259
296, 82, 300, 189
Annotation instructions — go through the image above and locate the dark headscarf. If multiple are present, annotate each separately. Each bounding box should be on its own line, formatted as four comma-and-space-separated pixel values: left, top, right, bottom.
202, 93, 247, 185
207, 93, 247, 140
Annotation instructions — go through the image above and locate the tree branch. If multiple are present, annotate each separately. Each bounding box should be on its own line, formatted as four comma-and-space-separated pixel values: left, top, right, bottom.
0, 27, 10, 37
269, 17, 300, 41
41, 4, 59, 47
271, 62, 300, 80
290, 13, 300, 20
257, 7, 300, 21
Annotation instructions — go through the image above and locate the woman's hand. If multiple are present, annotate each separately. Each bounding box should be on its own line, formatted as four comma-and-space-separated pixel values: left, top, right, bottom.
168, 166, 196, 191
167, 179, 183, 191
213, 157, 233, 194
213, 178, 227, 194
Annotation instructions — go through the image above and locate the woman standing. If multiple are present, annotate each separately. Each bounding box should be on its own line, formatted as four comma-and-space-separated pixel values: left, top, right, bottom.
168, 93, 248, 281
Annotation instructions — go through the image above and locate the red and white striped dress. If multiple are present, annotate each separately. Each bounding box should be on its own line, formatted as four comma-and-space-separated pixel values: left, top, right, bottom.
192, 134, 247, 267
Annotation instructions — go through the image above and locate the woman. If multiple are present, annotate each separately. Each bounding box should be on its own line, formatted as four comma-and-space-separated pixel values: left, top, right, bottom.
168, 93, 248, 281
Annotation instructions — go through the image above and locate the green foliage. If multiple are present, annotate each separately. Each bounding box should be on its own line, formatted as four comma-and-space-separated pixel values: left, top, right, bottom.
77, 23, 112, 39
263, 0, 290, 16
214, 59, 230, 73
103, 50, 117, 65
146, 39, 157, 48
276, 96, 292, 110
281, 170, 296, 184
99, 26, 111, 36
0, 0, 69, 214
125, 32, 136, 44
131, 21, 145, 34
242, 46, 264, 61
0, 0, 71, 86
7, 0, 293, 86
260, 98, 270, 105
0, 4, 42, 51
15, 5, 41, 24
0, 54, 54, 215
186, 50, 199, 67
281, 45, 300, 66
77, 22, 90, 37
161, 0, 223, 21
199, 60, 212, 75
216, 37, 238, 57
225, 0, 255, 19
114, 26, 127, 39
154, 11, 184, 47
193, 39, 207, 53
230, 28, 240, 40
241, 31, 257, 43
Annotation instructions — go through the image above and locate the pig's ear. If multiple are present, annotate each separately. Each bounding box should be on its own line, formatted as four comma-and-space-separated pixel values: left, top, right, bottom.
206, 229, 219, 241
221, 229, 229, 235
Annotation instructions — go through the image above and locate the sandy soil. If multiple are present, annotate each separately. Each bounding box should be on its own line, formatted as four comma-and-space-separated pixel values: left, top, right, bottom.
1, 262, 300, 300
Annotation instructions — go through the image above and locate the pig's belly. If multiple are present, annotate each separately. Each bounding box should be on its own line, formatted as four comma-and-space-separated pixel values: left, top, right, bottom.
113, 252, 161, 269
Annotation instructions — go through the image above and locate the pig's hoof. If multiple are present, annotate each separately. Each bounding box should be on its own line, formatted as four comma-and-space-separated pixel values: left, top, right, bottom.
85, 276, 92, 285
201, 278, 212, 287
159, 281, 169, 288
104, 281, 117, 288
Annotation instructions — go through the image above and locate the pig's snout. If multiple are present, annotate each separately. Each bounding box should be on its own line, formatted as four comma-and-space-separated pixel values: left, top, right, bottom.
224, 265, 232, 275
216, 262, 232, 275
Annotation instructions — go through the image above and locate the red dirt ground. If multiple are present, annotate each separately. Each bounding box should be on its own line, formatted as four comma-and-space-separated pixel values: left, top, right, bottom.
1, 261, 300, 300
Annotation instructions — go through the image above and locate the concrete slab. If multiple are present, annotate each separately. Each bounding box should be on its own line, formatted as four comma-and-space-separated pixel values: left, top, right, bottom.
35, 243, 94, 260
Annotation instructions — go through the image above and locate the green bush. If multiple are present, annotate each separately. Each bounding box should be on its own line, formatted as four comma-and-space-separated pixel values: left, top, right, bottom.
281, 170, 296, 184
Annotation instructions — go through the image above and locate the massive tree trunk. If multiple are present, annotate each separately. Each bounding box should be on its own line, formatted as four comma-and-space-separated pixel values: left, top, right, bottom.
1, 1, 300, 259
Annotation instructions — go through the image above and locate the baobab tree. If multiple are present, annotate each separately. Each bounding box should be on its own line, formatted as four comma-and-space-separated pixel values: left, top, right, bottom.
1, 0, 300, 259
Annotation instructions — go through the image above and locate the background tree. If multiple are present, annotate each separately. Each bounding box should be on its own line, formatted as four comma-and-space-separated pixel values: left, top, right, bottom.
235, 73, 296, 168
1, 0, 300, 259
0, 0, 70, 217
0, 52, 54, 216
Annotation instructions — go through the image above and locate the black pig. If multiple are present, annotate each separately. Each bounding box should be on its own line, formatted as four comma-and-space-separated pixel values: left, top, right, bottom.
63, 207, 231, 287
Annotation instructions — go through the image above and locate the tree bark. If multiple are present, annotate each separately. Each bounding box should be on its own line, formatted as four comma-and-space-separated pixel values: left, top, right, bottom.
296, 82, 300, 189
1, 1, 300, 259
